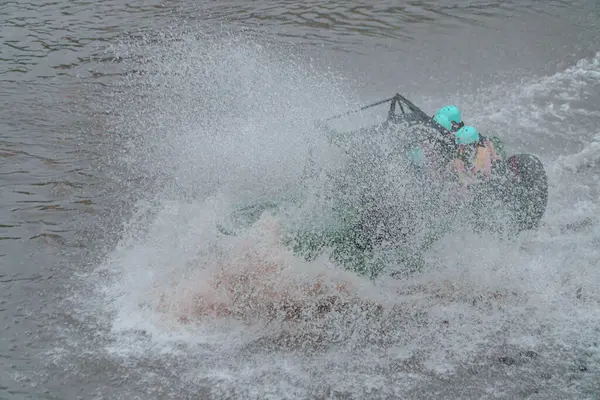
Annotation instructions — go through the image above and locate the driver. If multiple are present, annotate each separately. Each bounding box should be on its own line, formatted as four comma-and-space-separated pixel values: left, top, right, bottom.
408, 113, 452, 168
408, 106, 462, 167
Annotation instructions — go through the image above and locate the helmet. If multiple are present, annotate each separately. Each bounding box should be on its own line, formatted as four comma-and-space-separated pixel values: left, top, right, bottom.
433, 114, 452, 131
435, 106, 463, 131
435, 106, 462, 124
455, 126, 480, 145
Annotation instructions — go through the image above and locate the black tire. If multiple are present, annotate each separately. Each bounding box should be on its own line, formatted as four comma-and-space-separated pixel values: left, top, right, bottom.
504, 154, 548, 232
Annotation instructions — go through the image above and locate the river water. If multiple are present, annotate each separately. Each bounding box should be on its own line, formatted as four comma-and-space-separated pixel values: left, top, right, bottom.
1, 1, 600, 399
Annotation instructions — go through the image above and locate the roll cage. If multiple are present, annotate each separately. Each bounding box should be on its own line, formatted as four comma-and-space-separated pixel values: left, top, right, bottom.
322, 93, 456, 158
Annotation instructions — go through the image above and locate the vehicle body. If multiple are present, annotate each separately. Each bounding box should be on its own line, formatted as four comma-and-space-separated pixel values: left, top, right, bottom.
218, 94, 549, 278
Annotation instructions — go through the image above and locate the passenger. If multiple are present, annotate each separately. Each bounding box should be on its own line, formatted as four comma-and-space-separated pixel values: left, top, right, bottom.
449, 125, 502, 184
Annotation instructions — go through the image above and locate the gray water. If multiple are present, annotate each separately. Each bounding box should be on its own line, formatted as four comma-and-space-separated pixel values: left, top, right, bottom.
2, 1, 600, 399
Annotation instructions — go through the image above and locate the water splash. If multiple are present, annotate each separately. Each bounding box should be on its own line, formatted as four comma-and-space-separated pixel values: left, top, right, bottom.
468, 52, 600, 155
103, 28, 355, 203
151, 212, 381, 327
86, 30, 600, 398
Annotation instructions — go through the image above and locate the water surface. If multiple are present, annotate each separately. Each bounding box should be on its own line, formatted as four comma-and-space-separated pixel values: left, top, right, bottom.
1, 1, 599, 398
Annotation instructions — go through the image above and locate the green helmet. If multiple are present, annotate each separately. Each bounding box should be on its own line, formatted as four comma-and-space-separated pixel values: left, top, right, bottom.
435, 106, 461, 123
455, 126, 480, 145
433, 114, 452, 131
435, 106, 463, 131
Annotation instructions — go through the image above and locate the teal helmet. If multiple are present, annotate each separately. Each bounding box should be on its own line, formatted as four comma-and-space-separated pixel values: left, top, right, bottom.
433, 114, 452, 131
435, 106, 463, 131
455, 126, 480, 145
